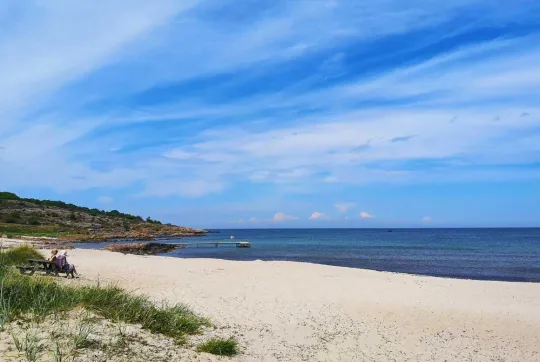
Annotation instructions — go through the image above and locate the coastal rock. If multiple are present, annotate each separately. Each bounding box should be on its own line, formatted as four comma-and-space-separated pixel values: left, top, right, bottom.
104, 242, 184, 255
0, 193, 206, 244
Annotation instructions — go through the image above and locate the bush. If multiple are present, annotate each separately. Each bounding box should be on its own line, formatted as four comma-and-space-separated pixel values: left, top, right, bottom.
0, 192, 20, 200
197, 338, 238, 356
0, 245, 43, 266
27, 217, 40, 226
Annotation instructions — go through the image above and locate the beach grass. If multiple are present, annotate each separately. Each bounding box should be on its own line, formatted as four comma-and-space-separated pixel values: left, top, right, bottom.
0, 244, 43, 266
197, 337, 239, 356
0, 246, 217, 349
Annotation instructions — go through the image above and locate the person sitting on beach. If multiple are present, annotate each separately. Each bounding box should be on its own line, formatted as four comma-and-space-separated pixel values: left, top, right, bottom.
48, 249, 58, 263
51, 250, 78, 278
58, 251, 78, 278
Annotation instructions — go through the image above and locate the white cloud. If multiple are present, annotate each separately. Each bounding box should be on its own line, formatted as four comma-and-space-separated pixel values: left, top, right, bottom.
139, 180, 223, 198
97, 196, 113, 204
335, 202, 356, 213
0, 1, 193, 116
309, 211, 330, 220
0, 1, 197, 192
360, 211, 374, 219
1, 0, 540, 206
177, 181, 224, 198
421, 216, 432, 223
273, 212, 297, 222
237, 218, 244, 224
94, 0, 496, 92
160, 105, 540, 189
249, 217, 258, 223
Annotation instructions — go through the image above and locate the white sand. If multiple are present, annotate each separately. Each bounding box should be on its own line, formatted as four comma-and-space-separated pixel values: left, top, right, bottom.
0, 237, 27, 247
61, 249, 540, 361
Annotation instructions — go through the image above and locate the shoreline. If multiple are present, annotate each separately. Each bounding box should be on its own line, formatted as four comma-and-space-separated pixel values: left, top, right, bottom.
3, 235, 537, 283
80, 241, 540, 284
164, 254, 540, 283
56, 248, 540, 361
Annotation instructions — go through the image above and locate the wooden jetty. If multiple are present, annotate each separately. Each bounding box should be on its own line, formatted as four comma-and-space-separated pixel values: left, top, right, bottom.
175, 240, 251, 248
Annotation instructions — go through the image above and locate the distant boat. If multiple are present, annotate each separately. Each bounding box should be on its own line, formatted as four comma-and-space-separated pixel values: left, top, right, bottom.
387, 229, 393, 232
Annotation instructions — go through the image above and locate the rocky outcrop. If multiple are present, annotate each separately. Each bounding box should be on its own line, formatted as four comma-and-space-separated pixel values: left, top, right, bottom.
0, 195, 206, 243
104, 242, 185, 255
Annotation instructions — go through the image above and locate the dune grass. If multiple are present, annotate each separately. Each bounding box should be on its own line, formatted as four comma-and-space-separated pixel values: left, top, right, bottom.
0, 246, 211, 345
0, 244, 43, 266
197, 337, 238, 356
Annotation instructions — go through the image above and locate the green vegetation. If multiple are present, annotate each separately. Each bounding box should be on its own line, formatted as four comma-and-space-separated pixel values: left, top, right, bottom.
11, 328, 42, 362
0, 246, 236, 358
0, 223, 80, 238
0, 192, 199, 240
146, 216, 162, 225
0, 244, 42, 266
0, 246, 210, 344
0, 191, 144, 222
197, 337, 239, 356
0, 192, 19, 200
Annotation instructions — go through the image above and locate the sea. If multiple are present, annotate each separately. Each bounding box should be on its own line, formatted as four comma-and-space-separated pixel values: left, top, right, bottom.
77, 228, 540, 282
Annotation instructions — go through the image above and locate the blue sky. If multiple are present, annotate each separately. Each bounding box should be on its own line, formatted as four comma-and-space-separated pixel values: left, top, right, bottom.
1, 0, 540, 228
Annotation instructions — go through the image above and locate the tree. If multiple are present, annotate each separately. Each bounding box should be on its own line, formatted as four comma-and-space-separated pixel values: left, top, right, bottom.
28, 217, 40, 225
0, 192, 20, 200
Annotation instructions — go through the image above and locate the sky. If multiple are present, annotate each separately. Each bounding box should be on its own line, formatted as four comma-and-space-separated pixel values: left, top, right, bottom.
1, 0, 540, 228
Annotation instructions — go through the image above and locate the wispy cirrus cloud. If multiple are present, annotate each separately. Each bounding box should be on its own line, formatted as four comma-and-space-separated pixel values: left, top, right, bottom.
160, 106, 540, 186
139, 180, 224, 198
1, 0, 540, 226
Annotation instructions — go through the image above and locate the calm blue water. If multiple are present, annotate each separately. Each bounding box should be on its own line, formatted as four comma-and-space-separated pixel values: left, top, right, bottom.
77, 228, 540, 282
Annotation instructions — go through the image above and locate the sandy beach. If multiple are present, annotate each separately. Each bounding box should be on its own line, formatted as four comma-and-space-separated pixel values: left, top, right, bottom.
50, 248, 540, 362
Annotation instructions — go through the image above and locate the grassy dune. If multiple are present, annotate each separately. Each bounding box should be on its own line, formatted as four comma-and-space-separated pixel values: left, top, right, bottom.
0, 246, 238, 359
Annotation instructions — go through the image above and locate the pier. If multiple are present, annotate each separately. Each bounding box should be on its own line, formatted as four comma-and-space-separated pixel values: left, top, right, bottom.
175, 240, 251, 248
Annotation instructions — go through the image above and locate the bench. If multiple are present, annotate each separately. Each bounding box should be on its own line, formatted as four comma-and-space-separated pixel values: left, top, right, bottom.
16, 259, 70, 277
